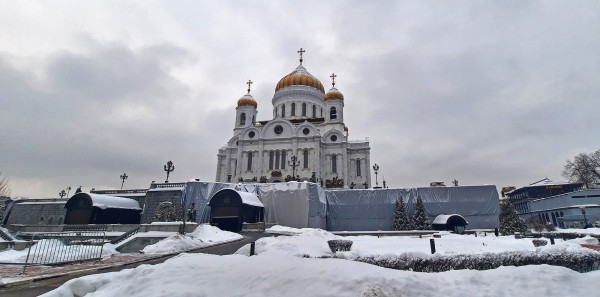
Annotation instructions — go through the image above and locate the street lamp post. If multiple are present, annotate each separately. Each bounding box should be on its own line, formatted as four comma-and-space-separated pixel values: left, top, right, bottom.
120, 173, 128, 189
580, 206, 589, 228
288, 156, 301, 180
164, 161, 175, 183
372, 163, 380, 188
59, 189, 67, 199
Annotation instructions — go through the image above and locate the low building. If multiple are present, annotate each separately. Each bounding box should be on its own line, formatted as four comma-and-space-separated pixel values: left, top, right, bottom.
506, 178, 583, 215
522, 189, 600, 228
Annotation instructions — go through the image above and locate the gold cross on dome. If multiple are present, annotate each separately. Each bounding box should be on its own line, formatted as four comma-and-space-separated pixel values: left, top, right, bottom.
246, 80, 253, 93
330, 73, 337, 87
297, 48, 306, 64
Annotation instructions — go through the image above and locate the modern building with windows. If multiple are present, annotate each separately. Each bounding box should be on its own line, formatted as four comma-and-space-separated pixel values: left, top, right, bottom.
215, 50, 371, 188
507, 178, 598, 228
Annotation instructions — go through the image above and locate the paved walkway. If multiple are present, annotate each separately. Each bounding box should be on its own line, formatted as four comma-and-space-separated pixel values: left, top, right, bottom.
0, 232, 271, 296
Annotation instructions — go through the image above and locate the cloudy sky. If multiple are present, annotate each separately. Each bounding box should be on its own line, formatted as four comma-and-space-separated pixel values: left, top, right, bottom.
1, 1, 599, 198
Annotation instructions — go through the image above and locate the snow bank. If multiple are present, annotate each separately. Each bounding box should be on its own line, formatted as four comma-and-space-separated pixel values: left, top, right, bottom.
237, 226, 338, 257
41, 253, 600, 297
141, 224, 242, 254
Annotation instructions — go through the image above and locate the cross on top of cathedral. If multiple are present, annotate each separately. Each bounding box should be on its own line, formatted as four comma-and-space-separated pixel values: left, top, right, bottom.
297, 48, 305, 64
246, 80, 253, 93
330, 73, 337, 87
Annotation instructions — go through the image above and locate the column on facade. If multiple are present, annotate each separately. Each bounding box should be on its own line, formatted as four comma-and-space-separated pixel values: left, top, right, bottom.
342, 147, 349, 188
235, 144, 243, 180
366, 149, 372, 188
315, 137, 321, 182
257, 139, 264, 181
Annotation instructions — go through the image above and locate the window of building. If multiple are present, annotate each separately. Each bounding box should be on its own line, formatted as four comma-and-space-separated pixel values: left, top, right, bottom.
551, 212, 557, 226
269, 151, 274, 170
303, 128, 310, 135
58, 217, 63, 225
240, 113, 246, 125
274, 125, 283, 135
332, 155, 337, 173
275, 151, 280, 169
48, 217, 54, 225
330, 107, 337, 120
282, 105, 286, 118
281, 151, 286, 170
321, 108, 323, 117
302, 103, 307, 116
312, 105, 316, 118
303, 149, 309, 169
247, 152, 253, 171
356, 160, 361, 177
291, 103, 296, 116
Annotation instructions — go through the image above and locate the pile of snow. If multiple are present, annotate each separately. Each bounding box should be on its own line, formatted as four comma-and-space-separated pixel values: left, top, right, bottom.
141, 224, 242, 254
238, 225, 338, 257
42, 253, 600, 297
553, 227, 600, 235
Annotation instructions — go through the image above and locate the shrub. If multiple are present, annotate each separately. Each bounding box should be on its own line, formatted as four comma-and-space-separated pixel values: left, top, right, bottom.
328, 240, 353, 253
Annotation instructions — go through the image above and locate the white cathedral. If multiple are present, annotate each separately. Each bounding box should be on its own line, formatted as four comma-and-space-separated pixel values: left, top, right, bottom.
216, 49, 371, 189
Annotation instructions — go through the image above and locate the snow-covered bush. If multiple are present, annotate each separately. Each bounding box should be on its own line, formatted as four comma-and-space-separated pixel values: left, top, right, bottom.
328, 240, 353, 253
352, 251, 600, 273
532, 239, 548, 247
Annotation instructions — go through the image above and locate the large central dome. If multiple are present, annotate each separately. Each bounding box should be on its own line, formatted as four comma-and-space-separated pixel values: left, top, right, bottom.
275, 64, 324, 93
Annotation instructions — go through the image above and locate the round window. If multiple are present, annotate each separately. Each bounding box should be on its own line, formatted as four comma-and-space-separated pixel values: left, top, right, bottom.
274, 125, 283, 135
248, 131, 255, 138
303, 128, 310, 135
330, 135, 338, 142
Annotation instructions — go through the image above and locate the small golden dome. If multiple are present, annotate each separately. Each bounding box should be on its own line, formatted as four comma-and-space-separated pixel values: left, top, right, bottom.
324, 87, 344, 101
237, 94, 257, 108
275, 65, 325, 93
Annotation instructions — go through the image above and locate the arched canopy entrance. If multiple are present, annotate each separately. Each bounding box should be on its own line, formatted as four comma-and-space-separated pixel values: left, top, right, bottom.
208, 189, 264, 232
432, 214, 469, 233
64, 193, 142, 224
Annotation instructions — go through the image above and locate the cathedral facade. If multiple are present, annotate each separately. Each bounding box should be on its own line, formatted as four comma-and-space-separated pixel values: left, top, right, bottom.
216, 50, 371, 189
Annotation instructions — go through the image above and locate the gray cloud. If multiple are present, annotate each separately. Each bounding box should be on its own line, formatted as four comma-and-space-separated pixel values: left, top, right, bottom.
1, 1, 599, 197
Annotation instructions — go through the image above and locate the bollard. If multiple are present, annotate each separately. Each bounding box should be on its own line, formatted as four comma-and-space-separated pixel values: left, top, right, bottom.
430, 238, 436, 254
419, 234, 422, 239
250, 242, 256, 256
475, 232, 478, 237
550, 237, 555, 245
494, 228, 499, 237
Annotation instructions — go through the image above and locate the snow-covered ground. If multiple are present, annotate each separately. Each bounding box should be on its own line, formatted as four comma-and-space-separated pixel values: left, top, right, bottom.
37, 226, 600, 296
41, 253, 600, 297
238, 226, 596, 258
0, 224, 242, 264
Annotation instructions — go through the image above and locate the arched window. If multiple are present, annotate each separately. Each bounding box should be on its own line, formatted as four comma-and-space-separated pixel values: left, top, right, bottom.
247, 152, 253, 171
48, 217, 54, 225
302, 103, 307, 116
312, 105, 316, 118
240, 113, 246, 126
332, 155, 337, 173
356, 160, 361, 177
321, 108, 323, 117
269, 151, 274, 170
551, 212, 557, 226
58, 216, 63, 225
281, 105, 286, 118
330, 107, 337, 120
291, 103, 296, 116
252, 115, 255, 124
275, 151, 280, 169
303, 149, 309, 169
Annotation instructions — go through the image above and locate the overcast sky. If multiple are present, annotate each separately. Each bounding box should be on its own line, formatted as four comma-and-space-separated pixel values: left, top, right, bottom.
1, 1, 599, 198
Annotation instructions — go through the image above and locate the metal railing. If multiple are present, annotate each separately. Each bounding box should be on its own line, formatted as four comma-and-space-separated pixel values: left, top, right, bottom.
22, 231, 106, 274
110, 226, 140, 244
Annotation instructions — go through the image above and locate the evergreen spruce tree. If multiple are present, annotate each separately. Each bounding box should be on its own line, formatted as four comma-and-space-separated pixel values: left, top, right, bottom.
499, 199, 527, 235
412, 196, 430, 230
393, 197, 411, 230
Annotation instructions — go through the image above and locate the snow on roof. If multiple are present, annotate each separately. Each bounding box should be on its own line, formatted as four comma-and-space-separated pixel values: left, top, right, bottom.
432, 214, 468, 225
236, 191, 264, 207
84, 193, 141, 210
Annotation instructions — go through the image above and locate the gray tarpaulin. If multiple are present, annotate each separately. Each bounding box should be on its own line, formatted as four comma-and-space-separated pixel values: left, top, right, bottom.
325, 185, 499, 231
183, 182, 498, 231
182, 181, 326, 229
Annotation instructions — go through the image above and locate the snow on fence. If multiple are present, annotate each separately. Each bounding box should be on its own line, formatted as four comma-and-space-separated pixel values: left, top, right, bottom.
22, 231, 106, 274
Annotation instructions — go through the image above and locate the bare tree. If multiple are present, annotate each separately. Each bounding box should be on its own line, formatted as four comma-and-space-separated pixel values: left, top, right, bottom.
563, 149, 600, 188
0, 170, 10, 197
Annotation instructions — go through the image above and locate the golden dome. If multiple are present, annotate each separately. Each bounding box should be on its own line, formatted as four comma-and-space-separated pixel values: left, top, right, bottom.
324, 87, 344, 101
237, 94, 257, 108
275, 65, 324, 93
